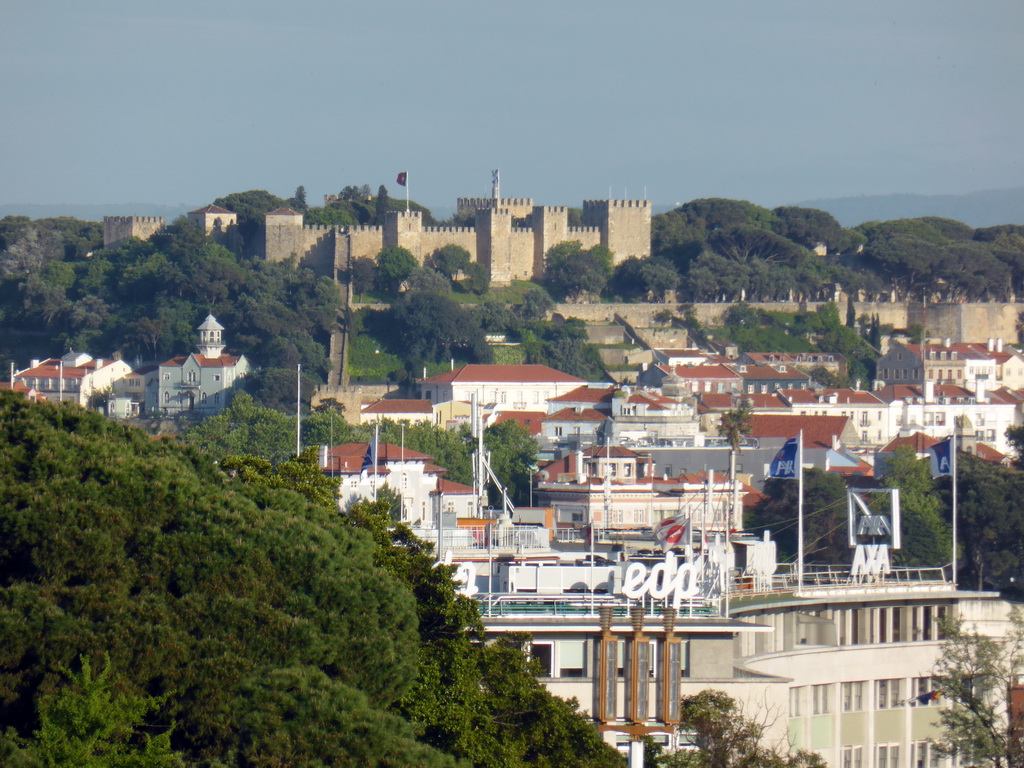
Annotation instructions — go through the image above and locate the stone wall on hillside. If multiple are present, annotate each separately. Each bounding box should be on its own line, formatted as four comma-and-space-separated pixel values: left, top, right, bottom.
554, 301, 1021, 344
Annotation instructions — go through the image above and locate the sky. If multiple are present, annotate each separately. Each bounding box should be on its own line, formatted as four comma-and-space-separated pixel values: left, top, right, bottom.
2, 1, 1022, 213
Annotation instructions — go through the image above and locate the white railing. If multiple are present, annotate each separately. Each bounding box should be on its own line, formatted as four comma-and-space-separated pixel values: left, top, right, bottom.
426, 526, 550, 552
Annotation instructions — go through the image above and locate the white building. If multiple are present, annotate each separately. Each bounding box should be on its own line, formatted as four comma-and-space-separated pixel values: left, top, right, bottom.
15, 352, 132, 408
419, 364, 585, 411
323, 441, 476, 527
149, 315, 250, 415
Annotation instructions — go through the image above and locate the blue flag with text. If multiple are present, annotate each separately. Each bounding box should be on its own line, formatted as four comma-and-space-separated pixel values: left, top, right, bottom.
768, 436, 800, 479
927, 438, 953, 478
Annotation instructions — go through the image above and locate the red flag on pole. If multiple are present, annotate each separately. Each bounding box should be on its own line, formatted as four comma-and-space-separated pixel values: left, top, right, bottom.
396, 172, 407, 186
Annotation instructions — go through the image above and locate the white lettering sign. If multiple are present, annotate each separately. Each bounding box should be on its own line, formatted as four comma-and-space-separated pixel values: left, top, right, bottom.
851, 544, 890, 578
622, 552, 700, 609
454, 562, 479, 597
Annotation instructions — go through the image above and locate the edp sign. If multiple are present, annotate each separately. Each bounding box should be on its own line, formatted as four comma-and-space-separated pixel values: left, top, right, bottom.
622, 552, 701, 609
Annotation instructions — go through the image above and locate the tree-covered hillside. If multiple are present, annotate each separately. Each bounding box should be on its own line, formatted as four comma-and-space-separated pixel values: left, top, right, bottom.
0, 392, 622, 767
649, 199, 1024, 303
0, 213, 339, 382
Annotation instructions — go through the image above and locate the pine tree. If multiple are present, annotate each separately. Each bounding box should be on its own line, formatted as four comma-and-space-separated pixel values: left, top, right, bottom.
375, 185, 390, 225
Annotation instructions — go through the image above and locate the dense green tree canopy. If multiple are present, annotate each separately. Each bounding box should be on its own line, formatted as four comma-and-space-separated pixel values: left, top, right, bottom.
375, 245, 418, 293
0, 392, 450, 766
750, 469, 850, 566
544, 241, 613, 301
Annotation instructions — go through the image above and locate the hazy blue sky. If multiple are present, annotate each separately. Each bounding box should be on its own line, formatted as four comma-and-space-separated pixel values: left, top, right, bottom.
2, 1, 1021, 211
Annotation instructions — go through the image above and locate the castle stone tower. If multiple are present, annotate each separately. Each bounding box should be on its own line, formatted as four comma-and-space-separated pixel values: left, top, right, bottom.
476, 207, 514, 284
383, 210, 426, 260
188, 204, 238, 249
532, 206, 570, 279
103, 216, 165, 249
582, 200, 652, 263
264, 207, 305, 263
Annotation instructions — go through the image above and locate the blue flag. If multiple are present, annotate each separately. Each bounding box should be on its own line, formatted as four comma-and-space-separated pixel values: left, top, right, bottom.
768, 436, 800, 479
928, 438, 953, 478
361, 433, 378, 473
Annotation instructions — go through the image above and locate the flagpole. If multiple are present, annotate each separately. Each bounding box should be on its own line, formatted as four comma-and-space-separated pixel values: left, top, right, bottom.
797, 429, 804, 593
372, 423, 379, 502
295, 363, 301, 457
951, 432, 958, 587
405, 171, 410, 213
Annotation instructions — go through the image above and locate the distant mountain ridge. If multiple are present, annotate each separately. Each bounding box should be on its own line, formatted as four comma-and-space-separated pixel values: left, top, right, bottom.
4, 188, 1023, 229
0, 203, 195, 222
792, 187, 1024, 228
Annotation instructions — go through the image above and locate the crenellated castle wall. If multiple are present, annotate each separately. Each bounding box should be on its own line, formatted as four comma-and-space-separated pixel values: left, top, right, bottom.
101, 194, 652, 289
457, 197, 535, 220
103, 216, 165, 249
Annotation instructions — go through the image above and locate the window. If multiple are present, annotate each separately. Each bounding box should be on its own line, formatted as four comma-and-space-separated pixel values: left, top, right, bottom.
214, 392, 220, 404
162, 391, 170, 404
812, 684, 832, 714
842, 681, 864, 712
214, 374, 221, 382
530, 643, 553, 676
876, 678, 902, 709
186, 370, 196, 384
842, 746, 863, 768
878, 745, 900, 768
554, 426, 563, 437
200, 392, 207, 403
558, 643, 591, 677
162, 373, 170, 381
789, 686, 804, 717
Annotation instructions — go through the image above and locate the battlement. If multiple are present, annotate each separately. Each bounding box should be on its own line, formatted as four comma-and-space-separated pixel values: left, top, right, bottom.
458, 197, 534, 209
568, 227, 601, 235
423, 226, 474, 235
389, 210, 422, 219
347, 225, 384, 234
102, 216, 166, 248
582, 199, 651, 210
303, 224, 335, 234
537, 205, 568, 214
104, 215, 165, 225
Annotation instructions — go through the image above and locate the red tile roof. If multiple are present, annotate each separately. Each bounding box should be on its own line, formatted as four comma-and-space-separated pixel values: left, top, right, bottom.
974, 443, 1009, 464
748, 414, 851, 450
267, 207, 301, 215
544, 407, 608, 423
779, 388, 883, 405
321, 442, 435, 474
160, 354, 241, 369
494, 411, 546, 435
878, 432, 938, 453
735, 364, 811, 381
548, 385, 616, 405
420, 364, 585, 385
698, 392, 786, 410
188, 204, 234, 215
17, 358, 120, 379
584, 446, 640, 459
435, 478, 475, 494
362, 399, 433, 415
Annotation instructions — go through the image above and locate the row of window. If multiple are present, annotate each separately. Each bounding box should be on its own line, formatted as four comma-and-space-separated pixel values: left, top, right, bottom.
530, 638, 690, 680
836, 604, 948, 646
791, 677, 938, 716
842, 740, 941, 768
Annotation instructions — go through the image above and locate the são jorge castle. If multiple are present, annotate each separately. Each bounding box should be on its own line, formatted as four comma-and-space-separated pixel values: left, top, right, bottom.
103, 176, 652, 287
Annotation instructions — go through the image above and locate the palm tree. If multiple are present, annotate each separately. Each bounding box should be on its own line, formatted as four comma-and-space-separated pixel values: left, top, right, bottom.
717, 397, 753, 531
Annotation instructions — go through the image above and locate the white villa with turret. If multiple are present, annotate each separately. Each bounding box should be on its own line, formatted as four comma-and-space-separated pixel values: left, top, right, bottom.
148, 315, 250, 415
